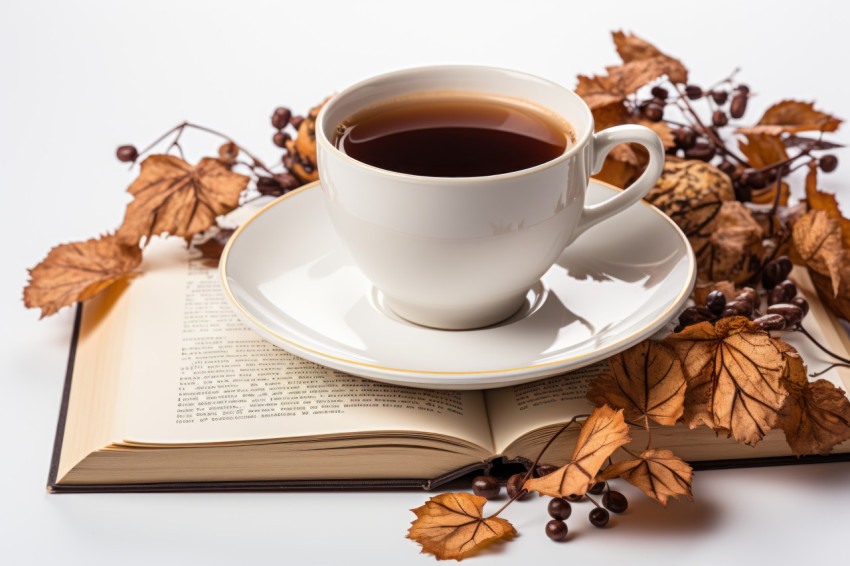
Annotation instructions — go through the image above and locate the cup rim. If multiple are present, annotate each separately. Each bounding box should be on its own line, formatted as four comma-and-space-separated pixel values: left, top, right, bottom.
315, 64, 595, 184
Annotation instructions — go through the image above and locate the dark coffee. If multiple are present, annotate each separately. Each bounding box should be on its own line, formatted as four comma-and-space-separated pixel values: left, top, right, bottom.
333, 92, 573, 177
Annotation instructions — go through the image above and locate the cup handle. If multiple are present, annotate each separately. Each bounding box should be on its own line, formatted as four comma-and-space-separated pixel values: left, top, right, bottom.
569, 124, 665, 243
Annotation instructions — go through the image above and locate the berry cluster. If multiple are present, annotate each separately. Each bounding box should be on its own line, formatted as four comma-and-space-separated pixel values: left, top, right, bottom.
630, 78, 839, 203
471, 470, 629, 542
677, 255, 809, 331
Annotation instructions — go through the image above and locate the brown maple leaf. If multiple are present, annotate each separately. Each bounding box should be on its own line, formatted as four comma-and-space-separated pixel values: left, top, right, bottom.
736, 100, 842, 135
805, 162, 850, 249
407, 493, 516, 561
793, 210, 844, 296
611, 31, 688, 83
116, 155, 250, 246
600, 448, 693, 505
738, 134, 789, 168
778, 377, 850, 456
664, 317, 789, 446
24, 234, 142, 318
697, 201, 765, 284
523, 406, 630, 498
809, 262, 850, 321
587, 341, 686, 426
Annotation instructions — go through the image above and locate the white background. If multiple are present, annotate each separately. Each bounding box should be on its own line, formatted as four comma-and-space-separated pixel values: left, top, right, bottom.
2, 0, 850, 564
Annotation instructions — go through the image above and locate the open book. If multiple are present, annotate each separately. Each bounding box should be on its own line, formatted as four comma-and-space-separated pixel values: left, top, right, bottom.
49, 239, 850, 492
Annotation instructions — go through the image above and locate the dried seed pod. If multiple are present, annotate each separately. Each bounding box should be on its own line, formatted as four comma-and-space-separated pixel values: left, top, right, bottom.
684, 142, 716, 161
706, 290, 727, 316
735, 287, 759, 307
730, 92, 748, 118
712, 90, 728, 105
271, 107, 292, 130
116, 145, 139, 162
776, 279, 798, 302
766, 303, 804, 326
791, 296, 809, 316
679, 306, 715, 327
753, 314, 786, 331
721, 300, 754, 319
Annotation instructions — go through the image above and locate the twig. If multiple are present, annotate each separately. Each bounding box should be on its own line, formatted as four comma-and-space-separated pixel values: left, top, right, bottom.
810, 363, 850, 377
795, 324, 850, 365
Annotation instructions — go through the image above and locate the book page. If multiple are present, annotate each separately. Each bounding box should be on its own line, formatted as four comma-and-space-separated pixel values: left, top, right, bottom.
121, 239, 492, 451
484, 362, 604, 454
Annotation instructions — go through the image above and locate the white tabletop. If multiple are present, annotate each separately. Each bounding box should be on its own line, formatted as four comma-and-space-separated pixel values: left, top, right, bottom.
2, 1, 849, 564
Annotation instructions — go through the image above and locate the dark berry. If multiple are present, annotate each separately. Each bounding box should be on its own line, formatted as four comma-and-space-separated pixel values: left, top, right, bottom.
116, 145, 139, 162
766, 304, 804, 326
717, 160, 736, 177
820, 155, 839, 173
753, 314, 786, 331
603, 491, 628, 513
685, 85, 703, 99
741, 169, 767, 189
271, 107, 292, 130
679, 306, 715, 327
735, 287, 759, 307
674, 128, 696, 149
548, 497, 572, 520
546, 519, 568, 541
535, 464, 558, 477
273, 131, 291, 148
272, 172, 299, 191
737, 84, 751, 95
734, 182, 752, 202
589, 507, 610, 528
290, 115, 304, 129
791, 296, 809, 317
730, 92, 748, 118
566, 493, 584, 502
763, 262, 785, 290
706, 290, 727, 316
712, 110, 729, 127
776, 279, 798, 303
712, 90, 729, 105
684, 142, 716, 161
643, 103, 664, 122
651, 86, 669, 100
506, 473, 528, 500
588, 481, 606, 495
721, 299, 754, 319
471, 475, 500, 499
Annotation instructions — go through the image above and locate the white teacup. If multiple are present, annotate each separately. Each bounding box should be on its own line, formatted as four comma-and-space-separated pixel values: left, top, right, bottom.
316, 65, 664, 330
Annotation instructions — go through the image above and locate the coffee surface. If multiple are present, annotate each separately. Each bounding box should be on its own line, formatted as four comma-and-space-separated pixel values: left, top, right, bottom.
334, 93, 572, 177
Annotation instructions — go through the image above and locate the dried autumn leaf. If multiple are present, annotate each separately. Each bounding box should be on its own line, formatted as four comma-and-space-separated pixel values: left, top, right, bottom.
116, 155, 250, 246
805, 162, 850, 249
575, 74, 627, 111
736, 100, 842, 135
593, 156, 638, 188
779, 378, 850, 456
24, 234, 142, 318
587, 341, 686, 426
809, 259, 850, 320
739, 134, 789, 168
644, 159, 736, 269
577, 60, 685, 112
793, 210, 844, 296
664, 317, 789, 446
611, 31, 688, 83
600, 448, 693, 505
523, 406, 630, 498
698, 201, 765, 284
407, 493, 516, 561
750, 181, 790, 207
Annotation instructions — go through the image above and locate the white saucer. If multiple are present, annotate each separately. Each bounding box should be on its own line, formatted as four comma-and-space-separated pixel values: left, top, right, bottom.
220, 181, 695, 389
